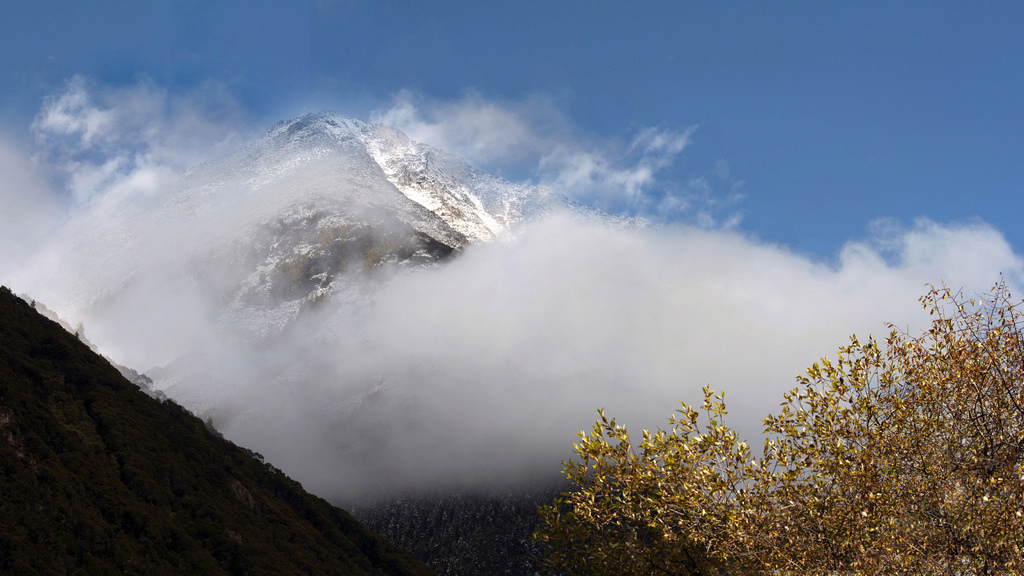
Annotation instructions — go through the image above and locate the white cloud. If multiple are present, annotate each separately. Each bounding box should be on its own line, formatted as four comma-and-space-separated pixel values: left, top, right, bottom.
371, 91, 741, 226
536, 126, 693, 203
0, 137, 62, 278
3, 77, 256, 351
248, 215, 1019, 501
31, 75, 251, 204
32, 195, 1015, 500
371, 90, 555, 169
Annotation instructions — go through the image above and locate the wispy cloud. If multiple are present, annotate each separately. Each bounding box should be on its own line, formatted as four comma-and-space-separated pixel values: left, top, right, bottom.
371, 90, 558, 171
31, 75, 251, 204
372, 91, 741, 227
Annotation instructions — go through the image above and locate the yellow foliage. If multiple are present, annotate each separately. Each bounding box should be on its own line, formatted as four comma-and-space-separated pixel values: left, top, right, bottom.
536, 279, 1024, 576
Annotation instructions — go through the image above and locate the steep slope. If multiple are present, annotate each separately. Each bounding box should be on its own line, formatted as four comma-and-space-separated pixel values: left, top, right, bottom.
357, 119, 569, 243
0, 286, 434, 576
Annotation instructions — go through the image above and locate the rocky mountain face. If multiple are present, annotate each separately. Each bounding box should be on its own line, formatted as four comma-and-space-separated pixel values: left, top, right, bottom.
163, 112, 528, 342
159, 111, 590, 348
32, 111, 584, 351
0, 286, 435, 575
125, 113, 596, 472
19, 112, 620, 576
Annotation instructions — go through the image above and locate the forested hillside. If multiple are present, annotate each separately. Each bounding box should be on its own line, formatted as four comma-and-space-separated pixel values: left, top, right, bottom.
0, 286, 434, 576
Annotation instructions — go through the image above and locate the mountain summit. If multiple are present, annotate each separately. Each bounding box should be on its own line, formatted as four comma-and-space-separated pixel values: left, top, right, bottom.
17, 111, 619, 502
265, 112, 570, 244
153, 111, 591, 344
182, 111, 574, 249
29, 111, 582, 337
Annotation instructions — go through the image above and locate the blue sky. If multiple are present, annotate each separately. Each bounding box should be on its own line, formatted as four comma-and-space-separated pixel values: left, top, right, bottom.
2, 0, 1022, 257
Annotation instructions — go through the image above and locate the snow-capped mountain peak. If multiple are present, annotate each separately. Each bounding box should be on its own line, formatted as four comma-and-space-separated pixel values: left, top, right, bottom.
264, 111, 567, 243
17, 108, 645, 507
29, 111, 602, 348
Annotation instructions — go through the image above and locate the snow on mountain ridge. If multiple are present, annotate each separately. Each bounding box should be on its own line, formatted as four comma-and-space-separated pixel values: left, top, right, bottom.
28, 110, 627, 347
268, 111, 572, 243
360, 124, 506, 242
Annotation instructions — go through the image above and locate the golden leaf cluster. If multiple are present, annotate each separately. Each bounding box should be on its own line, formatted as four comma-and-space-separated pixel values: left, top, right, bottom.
535, 280, 1024, 576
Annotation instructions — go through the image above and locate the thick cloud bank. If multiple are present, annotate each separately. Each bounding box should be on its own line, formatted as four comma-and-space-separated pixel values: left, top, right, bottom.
0, 138, 61, 278
278, 215, 1016, 500
11, 207, 1021, 501
2, 80, 1022, 502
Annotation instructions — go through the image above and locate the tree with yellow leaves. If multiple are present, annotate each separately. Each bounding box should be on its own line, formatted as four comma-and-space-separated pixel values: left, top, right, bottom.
536, 281, 1024, 575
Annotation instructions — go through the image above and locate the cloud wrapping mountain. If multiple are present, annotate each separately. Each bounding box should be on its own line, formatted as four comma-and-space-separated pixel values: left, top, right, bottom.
2, 81, 1022, 502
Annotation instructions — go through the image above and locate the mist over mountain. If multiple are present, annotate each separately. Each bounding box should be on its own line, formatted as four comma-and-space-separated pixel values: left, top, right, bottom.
9, 111, 607, 500
0, 286, 434, 575
5, 110, 1023, 506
